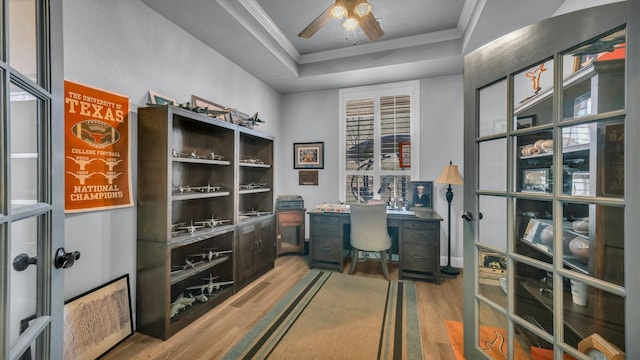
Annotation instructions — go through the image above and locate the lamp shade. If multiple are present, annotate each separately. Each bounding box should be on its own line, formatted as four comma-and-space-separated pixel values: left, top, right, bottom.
435, 161, 463, 185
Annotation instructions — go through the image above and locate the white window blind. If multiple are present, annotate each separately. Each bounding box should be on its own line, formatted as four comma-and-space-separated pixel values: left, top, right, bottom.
339, 81, 419, 204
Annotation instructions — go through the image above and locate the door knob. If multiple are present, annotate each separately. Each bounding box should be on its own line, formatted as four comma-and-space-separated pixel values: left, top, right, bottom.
13, 254, 37, 271
462, 212, 483, 221
54, 247, 81, 269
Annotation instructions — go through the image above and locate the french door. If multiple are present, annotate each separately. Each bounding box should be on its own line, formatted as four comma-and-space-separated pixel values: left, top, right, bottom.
463, 2, 639, 359
1, 0, 64, 359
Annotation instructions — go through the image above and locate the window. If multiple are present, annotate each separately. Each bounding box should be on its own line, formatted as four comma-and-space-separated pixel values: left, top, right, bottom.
339, 81, 419, 204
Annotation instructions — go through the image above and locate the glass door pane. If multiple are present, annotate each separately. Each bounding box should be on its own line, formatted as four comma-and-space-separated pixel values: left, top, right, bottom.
9, 0, 39, 83
10, 83, 40, 210
513, 59, 554, 129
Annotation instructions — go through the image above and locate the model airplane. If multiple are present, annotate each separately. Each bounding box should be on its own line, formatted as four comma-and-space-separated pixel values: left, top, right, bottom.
172, 149, 188, 158
238, 112, 264, 128
209, 151, 225, 161
240, 209, 272, 217
170, 258, 205, 274
170, 293, 196, 318
240, 182, 267, 190
178, 220, 204, 234
239, 158, 264, 165
173, 185, 191, 195
191, 184, 221, 193
189, 249, 232, 262
186, 274, 233, 296
229, 110, 264, 129
194, 215, 230, 229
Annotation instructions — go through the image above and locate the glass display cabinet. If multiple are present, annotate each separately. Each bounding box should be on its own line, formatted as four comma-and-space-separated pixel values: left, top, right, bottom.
463, 3, 638, 359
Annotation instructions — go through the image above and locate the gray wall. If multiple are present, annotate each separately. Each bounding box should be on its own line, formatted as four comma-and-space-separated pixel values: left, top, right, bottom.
278, 75, 465, 268
61, 0, 468, 312
60, 0, 612, 317
62, 0, 282, 304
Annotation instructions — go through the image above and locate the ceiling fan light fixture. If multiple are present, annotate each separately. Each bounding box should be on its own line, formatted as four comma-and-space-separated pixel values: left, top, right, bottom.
354, 2, 372, 16
343, 16, 358, 30
331, 5, 347, 19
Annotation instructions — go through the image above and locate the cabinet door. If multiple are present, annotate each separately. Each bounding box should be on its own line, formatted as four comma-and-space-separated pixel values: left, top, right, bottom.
237, 223, 257, 284
257, 218, 274, 272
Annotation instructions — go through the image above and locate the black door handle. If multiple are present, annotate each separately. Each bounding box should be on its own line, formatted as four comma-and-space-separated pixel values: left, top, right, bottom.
54, 247, 81, 269
462, 212, 483, 221
13, 254, 37, 271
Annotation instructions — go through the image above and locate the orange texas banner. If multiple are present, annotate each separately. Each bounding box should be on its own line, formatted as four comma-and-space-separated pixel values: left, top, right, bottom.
64, 80, 132, 213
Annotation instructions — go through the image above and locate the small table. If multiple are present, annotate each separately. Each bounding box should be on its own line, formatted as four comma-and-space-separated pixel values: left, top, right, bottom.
276, 208, 306, 255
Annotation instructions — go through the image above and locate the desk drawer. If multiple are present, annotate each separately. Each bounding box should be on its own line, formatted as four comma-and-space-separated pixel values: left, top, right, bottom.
402, 229, 437, 245
402, 242, 437, 271
278, 212, 304, 222
311, 223, 340, 238
310, 215, 341, 225
278, 212, 304, 226
311, 237, 342, 262
403, 220, 437, 231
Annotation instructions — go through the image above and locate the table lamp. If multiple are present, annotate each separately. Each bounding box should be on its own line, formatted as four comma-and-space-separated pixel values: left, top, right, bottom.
435, 161, 464, 276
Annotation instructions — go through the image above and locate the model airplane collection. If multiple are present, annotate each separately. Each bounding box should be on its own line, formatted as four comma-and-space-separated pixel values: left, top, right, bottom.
171, 215, 232, 237
189, 249, 232, 262
239, 209, 272, 217
239, 182, 268, 190
239, 158, 265, 165
194, 215, 230, 228
175, 102, 265, 129
170, 274, 234, 318
172, 183, 222, 195
170, 293, 196, 318
186, 274, 233, 296
172, 148, 225, 161
170, 258, 202, 274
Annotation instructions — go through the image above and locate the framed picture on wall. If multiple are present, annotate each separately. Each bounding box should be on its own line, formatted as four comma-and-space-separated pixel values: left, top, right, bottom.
293, 142, 324, 169
408, 181, 433, 209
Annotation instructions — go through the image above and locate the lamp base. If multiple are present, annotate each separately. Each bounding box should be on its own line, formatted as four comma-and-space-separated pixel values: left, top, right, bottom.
441, 265, 460, 276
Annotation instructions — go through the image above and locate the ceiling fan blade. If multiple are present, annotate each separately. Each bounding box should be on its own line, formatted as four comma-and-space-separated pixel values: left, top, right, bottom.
298, 5, 334, 38
359, 12, 384, 41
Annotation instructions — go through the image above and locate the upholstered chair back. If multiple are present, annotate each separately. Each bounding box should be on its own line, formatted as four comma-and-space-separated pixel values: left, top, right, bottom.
349, 201, 391, 251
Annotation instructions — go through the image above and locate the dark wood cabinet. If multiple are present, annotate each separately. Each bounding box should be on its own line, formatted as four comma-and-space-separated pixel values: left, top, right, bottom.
136, 105, 236, 340
276, 209, 305, 255
237, 216, 275, 289
136, 105, 275, 340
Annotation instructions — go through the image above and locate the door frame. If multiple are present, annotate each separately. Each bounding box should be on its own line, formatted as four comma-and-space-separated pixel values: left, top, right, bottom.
0, 0, 65, 358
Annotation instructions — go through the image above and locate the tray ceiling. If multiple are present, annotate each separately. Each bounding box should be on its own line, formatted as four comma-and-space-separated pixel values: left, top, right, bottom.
141, 0, 565, 93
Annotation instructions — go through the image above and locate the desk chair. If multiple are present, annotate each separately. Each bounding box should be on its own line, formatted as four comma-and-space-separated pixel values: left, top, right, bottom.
349, 201, 392, 280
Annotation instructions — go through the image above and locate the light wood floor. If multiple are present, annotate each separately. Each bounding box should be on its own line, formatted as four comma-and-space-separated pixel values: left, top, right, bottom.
104, 255, 464, 360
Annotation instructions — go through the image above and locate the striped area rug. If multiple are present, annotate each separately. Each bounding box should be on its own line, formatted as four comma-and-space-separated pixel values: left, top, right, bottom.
224, 270, 423, 360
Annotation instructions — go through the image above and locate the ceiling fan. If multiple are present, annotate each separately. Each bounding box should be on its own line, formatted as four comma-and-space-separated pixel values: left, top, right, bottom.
298, 0, 384, 41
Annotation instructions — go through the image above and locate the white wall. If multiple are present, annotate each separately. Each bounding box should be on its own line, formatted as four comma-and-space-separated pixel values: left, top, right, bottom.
278, 75, 465, 268
62, 0, 282, 305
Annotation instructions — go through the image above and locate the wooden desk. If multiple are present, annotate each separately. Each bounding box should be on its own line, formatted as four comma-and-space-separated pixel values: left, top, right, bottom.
308, 209, 443, 283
